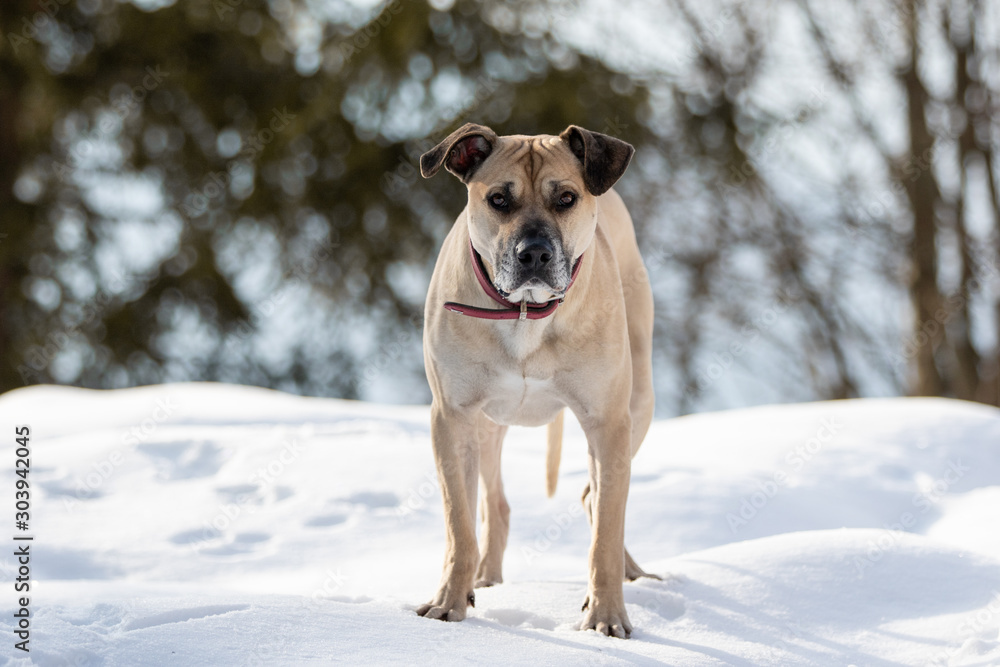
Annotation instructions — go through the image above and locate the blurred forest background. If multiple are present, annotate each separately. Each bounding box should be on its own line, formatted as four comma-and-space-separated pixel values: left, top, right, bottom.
1, 0, 998, 415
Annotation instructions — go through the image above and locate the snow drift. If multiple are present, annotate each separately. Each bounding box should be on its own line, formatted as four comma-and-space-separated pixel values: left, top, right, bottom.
1, 383, 998, 665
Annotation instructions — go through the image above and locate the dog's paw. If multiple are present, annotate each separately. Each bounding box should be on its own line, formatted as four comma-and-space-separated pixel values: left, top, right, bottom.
580, 594, 632, 639
416, 590, 475, 622
415, 603, 464, 622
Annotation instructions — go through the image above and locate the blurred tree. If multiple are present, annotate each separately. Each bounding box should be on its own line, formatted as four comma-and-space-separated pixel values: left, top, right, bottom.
2, 0, 997, 413
797, 0, 1000, 404
624, 0, 999, 410
0, 0, 654, 399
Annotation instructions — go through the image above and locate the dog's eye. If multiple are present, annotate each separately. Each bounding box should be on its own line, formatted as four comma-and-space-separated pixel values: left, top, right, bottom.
489, 193, 508, 210
557, 192, 576, 208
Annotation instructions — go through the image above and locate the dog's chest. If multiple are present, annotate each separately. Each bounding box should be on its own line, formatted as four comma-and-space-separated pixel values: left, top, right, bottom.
481, 367, 563, 427
495, 320, 548, 359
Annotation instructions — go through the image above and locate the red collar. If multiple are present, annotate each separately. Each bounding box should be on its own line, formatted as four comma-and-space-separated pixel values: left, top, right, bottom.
443, 239, 583, 321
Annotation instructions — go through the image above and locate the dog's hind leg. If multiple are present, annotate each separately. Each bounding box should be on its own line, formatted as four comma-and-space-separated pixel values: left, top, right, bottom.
624, 545, 659, 581
581, 482, 660, 581
475, 413, 509, 588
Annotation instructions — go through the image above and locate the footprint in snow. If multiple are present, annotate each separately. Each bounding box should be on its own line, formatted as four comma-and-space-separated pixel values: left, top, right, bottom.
304, 513, 348, 528
216, 483, 258, 500
197, 532, 273, 558
344, 491, 399, 508
302, 491, 399, 528
169, 527, 222, 547
137, 440, 224, 480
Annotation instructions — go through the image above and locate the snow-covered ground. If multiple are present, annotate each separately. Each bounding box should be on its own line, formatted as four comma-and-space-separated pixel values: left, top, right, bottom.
1, 383, 999, 665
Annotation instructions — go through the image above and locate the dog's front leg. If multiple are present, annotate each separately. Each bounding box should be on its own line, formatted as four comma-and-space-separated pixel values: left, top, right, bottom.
416, 402, 480, 622
580, 411, 633, 638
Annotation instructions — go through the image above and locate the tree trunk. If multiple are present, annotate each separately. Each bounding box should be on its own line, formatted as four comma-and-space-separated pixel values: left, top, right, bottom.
902, 0, 946, 397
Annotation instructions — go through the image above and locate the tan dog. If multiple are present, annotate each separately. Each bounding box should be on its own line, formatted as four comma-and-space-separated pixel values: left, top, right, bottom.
416, 123, 656, 638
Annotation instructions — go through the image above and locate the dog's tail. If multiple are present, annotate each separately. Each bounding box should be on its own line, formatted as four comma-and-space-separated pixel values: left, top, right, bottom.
545, 409, 564, 497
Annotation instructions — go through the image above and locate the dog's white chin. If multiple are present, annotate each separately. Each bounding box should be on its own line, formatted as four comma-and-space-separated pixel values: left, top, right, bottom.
505, 284, 562, 304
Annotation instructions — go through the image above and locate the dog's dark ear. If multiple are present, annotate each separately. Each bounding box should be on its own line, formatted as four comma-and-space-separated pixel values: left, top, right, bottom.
558, 125, 634, 196
420, 123, 498, 182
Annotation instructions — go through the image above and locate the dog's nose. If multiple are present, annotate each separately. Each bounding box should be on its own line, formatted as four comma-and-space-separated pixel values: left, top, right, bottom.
516, 236, 554, 270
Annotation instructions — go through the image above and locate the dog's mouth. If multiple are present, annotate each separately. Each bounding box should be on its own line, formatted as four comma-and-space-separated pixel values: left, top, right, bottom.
495, 259, 572, 304
497, 279, 565, 305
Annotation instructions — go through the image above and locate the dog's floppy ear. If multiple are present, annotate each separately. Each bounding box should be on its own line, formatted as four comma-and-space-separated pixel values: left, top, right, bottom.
420, 123, 498, 182
558, 125, 634, 196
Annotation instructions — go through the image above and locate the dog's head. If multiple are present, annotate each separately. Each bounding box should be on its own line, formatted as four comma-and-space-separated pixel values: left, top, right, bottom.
420, 123, 634, 304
